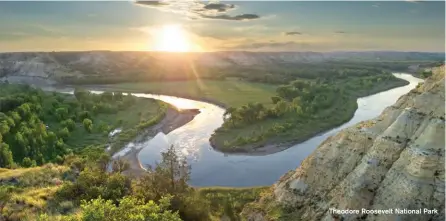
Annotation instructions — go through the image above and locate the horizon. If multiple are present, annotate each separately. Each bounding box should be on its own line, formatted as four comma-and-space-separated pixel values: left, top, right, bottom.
0, 50, 444, 54
0, 1, 445, 52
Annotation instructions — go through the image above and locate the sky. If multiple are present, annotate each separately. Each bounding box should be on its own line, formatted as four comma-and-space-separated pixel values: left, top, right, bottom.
0, 1, 444, 52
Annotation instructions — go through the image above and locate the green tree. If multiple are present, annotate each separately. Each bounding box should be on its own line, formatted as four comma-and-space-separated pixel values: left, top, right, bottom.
58, 127, 70, 140
0, 121, 10, 135
56, 107, 69, 121
0, 134, 13, 168
62, 119, 76, 131
22, 157, 36, 167
271, 96, 281, 104
100, 92, 114, 102
83, 118, 93, 133
74, 88, 90, 102
70, 196, 182, 221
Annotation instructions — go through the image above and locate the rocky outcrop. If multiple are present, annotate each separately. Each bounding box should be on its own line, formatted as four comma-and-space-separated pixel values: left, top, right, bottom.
246, 66, 445, 221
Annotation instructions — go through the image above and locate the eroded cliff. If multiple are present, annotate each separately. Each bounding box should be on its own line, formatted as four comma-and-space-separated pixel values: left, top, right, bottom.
244, 66, 445, 221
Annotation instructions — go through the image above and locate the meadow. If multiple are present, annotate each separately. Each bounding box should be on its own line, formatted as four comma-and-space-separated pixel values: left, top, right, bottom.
96, 79, 278, 108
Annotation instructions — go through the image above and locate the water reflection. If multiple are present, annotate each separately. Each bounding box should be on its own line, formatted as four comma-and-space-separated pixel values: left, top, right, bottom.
136, 73, 423, 187
43, 74, 423, 187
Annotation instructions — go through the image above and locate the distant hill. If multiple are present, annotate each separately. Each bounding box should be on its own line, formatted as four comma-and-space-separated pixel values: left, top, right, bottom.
0, 51, 443, 86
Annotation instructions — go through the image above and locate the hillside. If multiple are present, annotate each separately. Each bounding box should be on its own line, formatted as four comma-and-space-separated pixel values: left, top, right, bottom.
243, 65, 445, 221
0, 51, 442, 86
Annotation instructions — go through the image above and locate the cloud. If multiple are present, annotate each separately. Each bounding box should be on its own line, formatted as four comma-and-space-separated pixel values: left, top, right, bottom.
283, 31, 302, 36
203, 3, 235, 12
372, 4, 379, 8
135, 1, 169, 7
202, 14, 260, 21
135, 0, 260, 21
334, 31, 346, 34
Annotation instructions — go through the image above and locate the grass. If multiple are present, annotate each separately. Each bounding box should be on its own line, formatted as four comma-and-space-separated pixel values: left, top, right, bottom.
198, 186, 269, 221
212, 96, 358, 153
0, 165, 68, 184
64, 99, 163, 149
96, 79, 278, 108
211, 76, 408, 153
0, 165, 69, 221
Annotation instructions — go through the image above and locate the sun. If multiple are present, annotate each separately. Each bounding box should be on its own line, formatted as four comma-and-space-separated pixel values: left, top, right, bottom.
153, 25, 191, 52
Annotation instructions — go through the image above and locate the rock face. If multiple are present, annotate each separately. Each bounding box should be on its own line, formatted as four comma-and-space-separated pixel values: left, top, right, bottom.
252, 66, 445, 221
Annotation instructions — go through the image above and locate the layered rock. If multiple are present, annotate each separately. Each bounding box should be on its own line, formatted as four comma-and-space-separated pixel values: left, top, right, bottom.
247, 66, 445, 221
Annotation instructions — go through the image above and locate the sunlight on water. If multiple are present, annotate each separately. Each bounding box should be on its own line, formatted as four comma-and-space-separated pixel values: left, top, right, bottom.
136, 73, 424, 187
44, 73, 423, 187
131, 93, 201, 110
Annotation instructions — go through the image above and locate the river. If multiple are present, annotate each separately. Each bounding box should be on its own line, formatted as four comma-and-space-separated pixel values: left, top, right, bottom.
128, 73, 424, 187
45, 73, 423, 187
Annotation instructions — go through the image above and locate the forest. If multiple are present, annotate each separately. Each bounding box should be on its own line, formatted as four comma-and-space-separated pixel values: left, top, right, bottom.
0, 84, 166, 168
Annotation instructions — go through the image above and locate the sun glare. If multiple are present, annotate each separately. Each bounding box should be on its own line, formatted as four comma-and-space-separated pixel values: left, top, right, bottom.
154, 25, 191, 52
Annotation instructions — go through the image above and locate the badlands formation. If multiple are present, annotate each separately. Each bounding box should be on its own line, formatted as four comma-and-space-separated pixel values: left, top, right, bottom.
244, 65, 445, 221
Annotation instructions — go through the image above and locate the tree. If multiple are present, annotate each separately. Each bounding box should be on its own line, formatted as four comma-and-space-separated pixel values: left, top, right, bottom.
132, 146, 211, 221
100, 92, 114, 102
58, 127, 70, 140
83, 118, 93, 133
68, 196, 182, 221
114, 92, 123, 101
56, 107, 69, 120
78, 111, 91, 121
133, 145, 190, 201
74, 88, 90, 102
112, 159, 130, 173
274, 100, 289, 117
17, 103, 31, 119
271, 96, 281, 104
0, 135, 13, 168
22, 157, 36, 167
223, 107, 236, 120
62, 119, 76, 131
0, 121, 10, 135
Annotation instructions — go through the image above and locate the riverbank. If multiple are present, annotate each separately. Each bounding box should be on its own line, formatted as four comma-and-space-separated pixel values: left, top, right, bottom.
79, 79, 279, 109
210, 76, 410, 155
111, 106, 200, 177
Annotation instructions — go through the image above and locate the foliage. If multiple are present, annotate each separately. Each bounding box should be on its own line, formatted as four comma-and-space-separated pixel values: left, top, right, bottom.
65, 196, 182, 221
1, 147, 269, 221
0, 84, 166, 167
199, 187, 268, 221
82, 119, 93, 133
212, 69, 406, 151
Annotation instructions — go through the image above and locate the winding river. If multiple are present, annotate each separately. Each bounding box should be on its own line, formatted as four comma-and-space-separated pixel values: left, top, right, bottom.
46, 73, 423, 187
126, 73, 424, 187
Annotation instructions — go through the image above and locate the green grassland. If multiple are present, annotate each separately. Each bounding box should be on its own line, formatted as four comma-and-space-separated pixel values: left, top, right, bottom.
95, 79, 278, 108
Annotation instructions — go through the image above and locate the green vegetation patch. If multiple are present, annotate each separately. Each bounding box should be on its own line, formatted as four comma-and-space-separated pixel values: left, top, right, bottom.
0, 84, 166, 168
211, 72, 407, 153
0, 146, 267, 221
96, 79, 277, 108
199, 186, 269, 221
